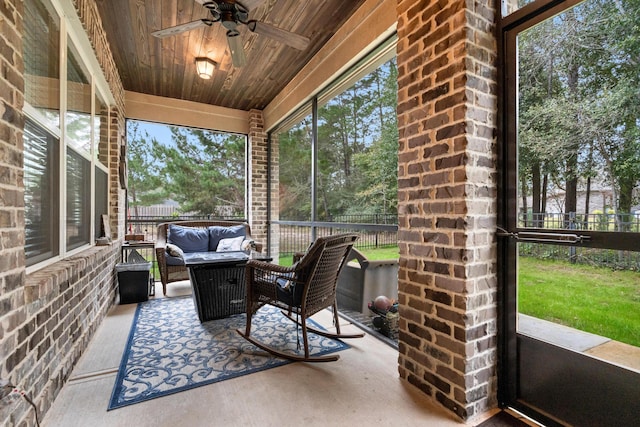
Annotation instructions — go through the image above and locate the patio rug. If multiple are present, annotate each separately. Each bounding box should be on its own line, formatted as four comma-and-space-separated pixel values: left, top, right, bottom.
108, 296, 349, 410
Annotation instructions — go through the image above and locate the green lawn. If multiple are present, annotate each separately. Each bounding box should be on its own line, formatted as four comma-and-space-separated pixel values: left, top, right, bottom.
518, 257, 640, 347
268, 248, 640, 348
278, 245, 399, 267
355, 246, 399, 260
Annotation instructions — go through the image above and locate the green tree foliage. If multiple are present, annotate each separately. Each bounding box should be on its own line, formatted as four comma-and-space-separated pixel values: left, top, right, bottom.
152, 127, 246, 216
278, 116, 313, 221
126, 121, 165, 213
318, 59, 398, 219
517, 0, 640, 224
126, 121, 246, 217
353, 117, 398, 215
278, 58, 398, 222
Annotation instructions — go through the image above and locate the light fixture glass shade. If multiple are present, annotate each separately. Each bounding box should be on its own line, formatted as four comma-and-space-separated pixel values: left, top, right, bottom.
195, 57, 216, 79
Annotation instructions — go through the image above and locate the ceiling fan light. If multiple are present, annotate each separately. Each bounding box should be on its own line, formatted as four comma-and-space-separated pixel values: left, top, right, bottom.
195, 57, 216, 79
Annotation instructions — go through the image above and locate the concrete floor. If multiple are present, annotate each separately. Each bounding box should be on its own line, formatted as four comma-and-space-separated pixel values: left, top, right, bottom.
40, 278, 637, 427
42, 281, 487, 427
519, 314, 640, 372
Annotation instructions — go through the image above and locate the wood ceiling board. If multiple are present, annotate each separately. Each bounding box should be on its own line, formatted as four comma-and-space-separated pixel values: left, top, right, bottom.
96, 1, 136, 82
238, 0, 266, 11
97, 0, 368, 111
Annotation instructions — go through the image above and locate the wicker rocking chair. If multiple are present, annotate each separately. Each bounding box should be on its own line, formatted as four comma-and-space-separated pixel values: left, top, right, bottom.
237, 233, 364, 362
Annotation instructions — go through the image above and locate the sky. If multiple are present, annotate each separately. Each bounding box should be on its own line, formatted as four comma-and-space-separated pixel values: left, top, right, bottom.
128, 119, 174, 147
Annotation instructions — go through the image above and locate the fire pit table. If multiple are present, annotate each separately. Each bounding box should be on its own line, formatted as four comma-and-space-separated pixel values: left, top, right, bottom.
184, 252, 270, 322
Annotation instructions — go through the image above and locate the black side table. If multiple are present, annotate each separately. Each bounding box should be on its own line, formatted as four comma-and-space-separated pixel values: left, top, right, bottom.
121, 241, 156, 296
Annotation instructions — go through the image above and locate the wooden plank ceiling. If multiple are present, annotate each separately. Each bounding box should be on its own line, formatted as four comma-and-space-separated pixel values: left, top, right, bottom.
95, 0, 367, 111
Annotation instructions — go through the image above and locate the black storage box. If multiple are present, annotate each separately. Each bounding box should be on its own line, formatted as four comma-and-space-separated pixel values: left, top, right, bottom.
116, 261, 151, 304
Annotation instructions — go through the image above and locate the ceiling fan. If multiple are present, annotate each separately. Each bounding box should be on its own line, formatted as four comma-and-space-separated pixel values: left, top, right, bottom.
151, 0, 310, 68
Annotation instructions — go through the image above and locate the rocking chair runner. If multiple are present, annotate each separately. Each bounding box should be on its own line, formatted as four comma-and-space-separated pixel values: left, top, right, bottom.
237, 233, 364, 362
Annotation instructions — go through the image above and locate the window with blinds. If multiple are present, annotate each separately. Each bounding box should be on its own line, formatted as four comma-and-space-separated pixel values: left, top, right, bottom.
23, 0, 60, 129
66, 149, 91, 250
95, 167, 108, 239
23, 0, 115, 268
24, 119, 60, 265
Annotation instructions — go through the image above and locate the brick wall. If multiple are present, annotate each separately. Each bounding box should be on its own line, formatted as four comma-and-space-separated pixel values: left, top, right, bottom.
0, 0, 29, 423
0, 0, 126, 425
0, 0, 27, 414
249, 111, 280, 261
396, 0, 498, 421
248, 109, 269, 248
267, 133, 280, 261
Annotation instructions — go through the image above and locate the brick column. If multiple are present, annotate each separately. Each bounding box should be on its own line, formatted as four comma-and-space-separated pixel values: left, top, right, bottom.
396, 0, 498, 421
248, 109, 268, 247
267, 133, 280, 261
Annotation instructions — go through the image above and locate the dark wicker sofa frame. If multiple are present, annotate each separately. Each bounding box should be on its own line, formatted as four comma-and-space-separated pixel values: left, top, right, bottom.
155, 220, 261, 295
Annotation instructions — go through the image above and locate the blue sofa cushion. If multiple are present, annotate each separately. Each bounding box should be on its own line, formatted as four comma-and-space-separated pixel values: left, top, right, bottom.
168, 224, 209, 253
208, 225, 246, 251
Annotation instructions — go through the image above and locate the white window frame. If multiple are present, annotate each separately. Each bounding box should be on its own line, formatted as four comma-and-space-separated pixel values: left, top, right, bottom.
24, 0, 115, 273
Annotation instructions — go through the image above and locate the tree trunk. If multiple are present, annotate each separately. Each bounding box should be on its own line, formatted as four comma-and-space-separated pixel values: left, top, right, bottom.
542, 173, 548, 214
521, 176, 528, 227
618, 176, 634, 232
584, 176, 591, 229
532, 161, 541, 227
565, 173, 578, 228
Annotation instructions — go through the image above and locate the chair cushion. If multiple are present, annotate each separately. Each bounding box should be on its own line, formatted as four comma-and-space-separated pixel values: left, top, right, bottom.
208, 225, 246, 251
216, 236, 245, 252
275, 274, 303, 306
168, 225, 209, 253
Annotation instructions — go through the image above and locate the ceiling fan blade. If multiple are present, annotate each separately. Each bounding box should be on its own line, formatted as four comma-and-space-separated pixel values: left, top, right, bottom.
227, 30, 247, 67
237, 0, 266, 11
247, 21, 310, 51
152, 20, 209, 38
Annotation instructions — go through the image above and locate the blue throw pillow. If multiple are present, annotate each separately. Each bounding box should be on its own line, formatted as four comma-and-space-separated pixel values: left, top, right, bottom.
208, 225, 246, 251
168, 225, 209, 253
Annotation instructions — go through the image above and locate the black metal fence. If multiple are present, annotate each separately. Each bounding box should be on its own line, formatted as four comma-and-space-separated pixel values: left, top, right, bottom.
517, 211, 640, 269
520, 212, 640, 232
519, 244, 640, 270
126, 215, 398, 252
328, 214, 398, 225
124, 211, 638, 270
127, 214, 397, 255
274, 221, 398, 257
126, 215, 246, 241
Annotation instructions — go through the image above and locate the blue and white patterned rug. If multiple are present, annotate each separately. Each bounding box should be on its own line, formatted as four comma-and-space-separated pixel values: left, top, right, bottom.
108, 296, 348, 410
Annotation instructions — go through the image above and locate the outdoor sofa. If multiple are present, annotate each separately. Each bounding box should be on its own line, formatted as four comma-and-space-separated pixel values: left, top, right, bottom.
155, 220, 262, 295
